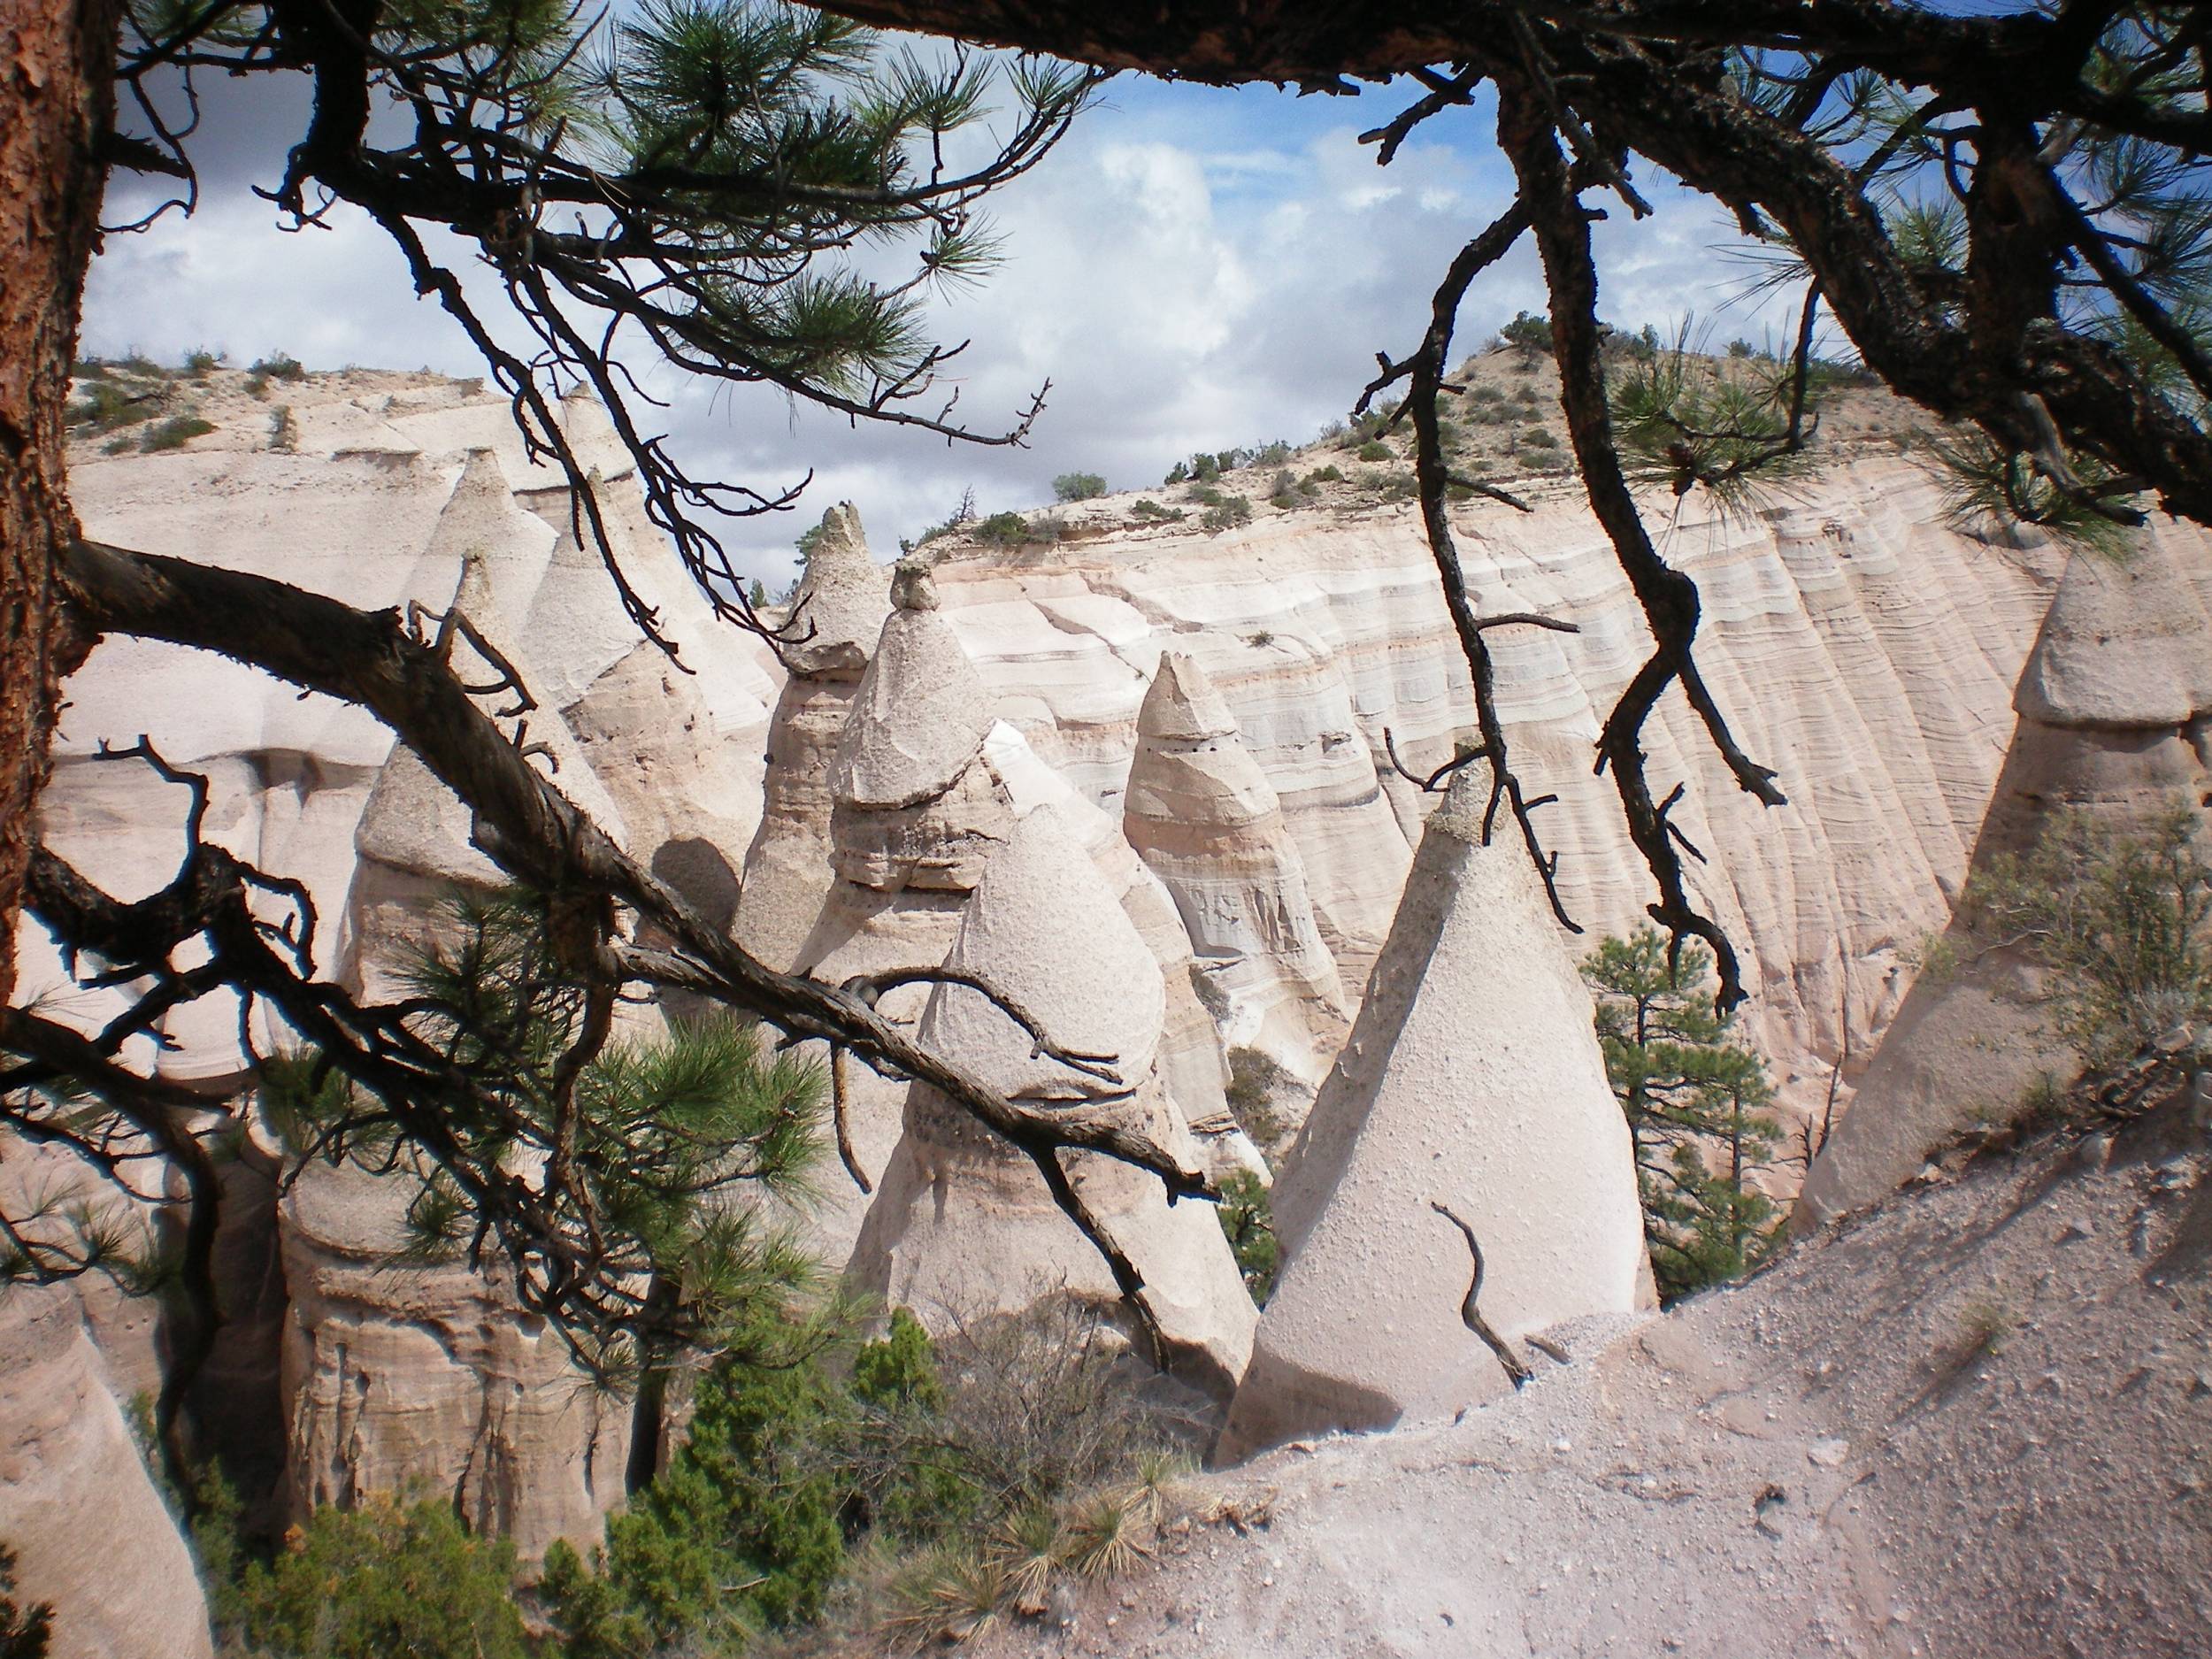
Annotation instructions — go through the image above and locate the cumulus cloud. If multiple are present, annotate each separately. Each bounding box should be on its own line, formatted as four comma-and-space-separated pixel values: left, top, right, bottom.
81, 69, 1801, 586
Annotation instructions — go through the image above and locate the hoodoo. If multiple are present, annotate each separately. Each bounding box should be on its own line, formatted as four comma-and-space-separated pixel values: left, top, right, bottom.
1125, 651, 1346, 1084
1798, 534, 2212, 1226
733, 503, 893, 971
1218, 771, 1647, 1459
848, 808, 1258, 1397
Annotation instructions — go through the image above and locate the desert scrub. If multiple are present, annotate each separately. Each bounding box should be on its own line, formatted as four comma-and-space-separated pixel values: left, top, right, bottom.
1130, 497, 1186, 523
1200, 495, 1252, 532
1225, 1045, 1293, 1146
970, 510, 1034, 547
267, 405, 298, 452
1355, 438, 1394, 462
140, 415, 216, 452
1957, 1296, 2014, 1357
1053, 471, 1107, 502
182, 347, 222, 378
1519, 425, 1561, 449
1963, 803, 2212, 1065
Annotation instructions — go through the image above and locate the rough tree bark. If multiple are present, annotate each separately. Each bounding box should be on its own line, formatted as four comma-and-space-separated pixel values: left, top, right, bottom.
0, 0, 119, 1004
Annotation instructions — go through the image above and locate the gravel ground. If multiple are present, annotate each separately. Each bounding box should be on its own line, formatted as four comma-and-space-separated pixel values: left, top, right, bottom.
973, 1087, 2212, 1659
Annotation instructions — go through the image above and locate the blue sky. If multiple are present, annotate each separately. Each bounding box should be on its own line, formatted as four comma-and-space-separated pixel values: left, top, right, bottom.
83, 57, 1804, 580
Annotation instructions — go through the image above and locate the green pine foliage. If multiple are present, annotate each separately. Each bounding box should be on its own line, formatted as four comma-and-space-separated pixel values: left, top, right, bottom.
1582, 928, 1783, 1302
1052, 472, 1107, 502
211, 1494, 531, 1659
1215, 1171, 1279, 1306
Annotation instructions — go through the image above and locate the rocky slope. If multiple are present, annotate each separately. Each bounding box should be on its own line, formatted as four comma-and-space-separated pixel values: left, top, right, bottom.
972, 1075, 2212, 1659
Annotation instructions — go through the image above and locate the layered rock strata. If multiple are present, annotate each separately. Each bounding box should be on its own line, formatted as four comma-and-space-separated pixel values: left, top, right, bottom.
1797, 534, 2212, 1226
1125, 652, 1346, 1082
847, 809, 1258, 1395
279, 1161, 631, 1560
928, 459, 2084, 1112
1217, 772, 1647, 1459
733, 503, 892, 970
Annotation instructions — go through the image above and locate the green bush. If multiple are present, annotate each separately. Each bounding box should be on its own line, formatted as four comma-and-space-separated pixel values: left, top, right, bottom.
1130, 498, 1186, 523
0, 1544, 52, 1659
1498, 310, 1553, 356
1519, 426, 1561, 449
1302, 464, 1342, 485
971, 510, 1033, 547
182, 348, 222, 378
1355, 439, 1393, 462
211, 1494, 531, 1659
140, 415, 216, 452
1224, 1046, 1291, 1147
1215, 1171, 1279, 1305
67, 379, 149, 434
1199, 495, 1252, 533
1053, 472, 1107, 503
249, 351, 306, 382
267, 405, 298, 453
1965, 803, 2212, 1065
1253, 440, 1293, 466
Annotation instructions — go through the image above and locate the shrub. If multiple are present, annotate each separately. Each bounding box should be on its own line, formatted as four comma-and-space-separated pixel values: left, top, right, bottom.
1199, 495, 1252, 532
1190, 452, 1222, 483
1243, 629, 1275, 648
1186, 963, 1229, 1019
1520, 426, 1561, 449
1468, 383, 1504, 404
1253, 440, 1293, 466
140, 415, 215, 452
248, 351, 305, 382
1187, 483, 1225, 506
1216, 1171, 1279, 1305
67, 379, 149, 434
1498, 309, 1553, 356
1130, 498, 1186, 523
1053, 472, 1107, 503
1224, 1046, 1291, 1147
267, 405, 297, 452
970, 510, 1033, 547
1355, 439, 1393, 462
0, 1545, 52, 1659
1963, 803, 2212, 1066
211, 1494, 530, 1659
1303, 464, 1342, 485
182, 347, 222, 378
1268, 469, 1301, 508
1163, 460, 1190, 486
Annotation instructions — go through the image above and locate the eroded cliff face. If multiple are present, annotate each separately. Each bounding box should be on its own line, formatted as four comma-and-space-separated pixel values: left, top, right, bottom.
18, 367, 2208, 1637
923, 459, 2079, 1124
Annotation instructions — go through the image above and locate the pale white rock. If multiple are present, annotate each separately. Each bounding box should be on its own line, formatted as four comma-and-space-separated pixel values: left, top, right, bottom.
1797, 537, 2212, 1227
982, 723, 1252, 1178
280, 1160, 631, 1562
1125, 652, 1345, 1083
0, 1277, 211, 1659
1217, 771, 1646, 1459
734, 503, 891, 970
832, 563, 995, 812
927, 460, 2083, 1152
848, 809, 1256, 1395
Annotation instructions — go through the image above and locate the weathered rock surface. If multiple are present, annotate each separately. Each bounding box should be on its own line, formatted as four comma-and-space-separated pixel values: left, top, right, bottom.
926, 460, 2085, 1130
848, 809, 1257, 1395
1125, 651, 1345, 1082
280, 1160, 632, 1561
734, 503, 892, 971
1218, 772, 1646, 1460
0, 1279, 212, 1659
1797, 533, 2212, 1227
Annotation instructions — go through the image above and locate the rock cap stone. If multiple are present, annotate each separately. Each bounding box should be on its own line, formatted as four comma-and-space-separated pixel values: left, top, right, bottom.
783, 503, 892, 678
832, 568, 994, 810
2015, 544, 2212, 730
1139, 652, 1239, 744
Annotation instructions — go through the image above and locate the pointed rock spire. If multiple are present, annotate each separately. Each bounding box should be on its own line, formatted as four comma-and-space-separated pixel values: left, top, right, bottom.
1125, 652, 1345, 1092
1799, 541, 2212, 1227
832, 561, 994, 811
849, 808, 1257, 1396
782, 503, 890, 679
1217, 771, 1647, 1459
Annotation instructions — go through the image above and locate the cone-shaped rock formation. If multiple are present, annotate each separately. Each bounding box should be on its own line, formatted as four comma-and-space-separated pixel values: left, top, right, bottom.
733, 503, 893, 969
1798, 540, 2212, 1226
1217, 772, 1647, 1459
1125, 652, 1346, 1081
848, 809, 1258, 1397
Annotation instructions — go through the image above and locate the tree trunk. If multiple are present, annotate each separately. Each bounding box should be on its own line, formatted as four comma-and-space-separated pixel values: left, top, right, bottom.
0, 0, 117, 1003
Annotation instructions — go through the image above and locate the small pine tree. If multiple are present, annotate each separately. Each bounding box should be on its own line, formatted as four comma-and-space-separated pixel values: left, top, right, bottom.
1052, 471, 1107, 502
1582, 927, 1782, 1302
0, 1546, 52, 1659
